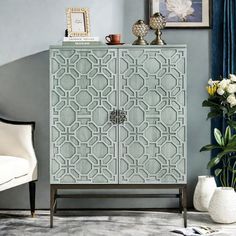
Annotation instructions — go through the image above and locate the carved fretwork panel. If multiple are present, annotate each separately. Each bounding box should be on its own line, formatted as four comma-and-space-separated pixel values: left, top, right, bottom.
118, 48, 187, 184
50, 49, 118, 184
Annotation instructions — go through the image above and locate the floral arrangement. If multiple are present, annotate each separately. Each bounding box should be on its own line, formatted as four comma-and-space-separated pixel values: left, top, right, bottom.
203, 74, 236, 128
201, 74, 236, 189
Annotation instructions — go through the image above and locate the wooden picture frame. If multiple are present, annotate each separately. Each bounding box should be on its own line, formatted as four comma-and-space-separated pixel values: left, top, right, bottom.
66, 8, 90, 37
150, 0, 211, 28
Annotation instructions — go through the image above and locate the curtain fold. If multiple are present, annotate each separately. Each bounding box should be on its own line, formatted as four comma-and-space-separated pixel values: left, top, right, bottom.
212, 0, 236, 79
211, 0, 236, 178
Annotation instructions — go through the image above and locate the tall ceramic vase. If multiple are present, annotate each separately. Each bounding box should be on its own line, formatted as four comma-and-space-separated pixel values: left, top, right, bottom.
208, 187, 236, 224
193, 176, 217, 211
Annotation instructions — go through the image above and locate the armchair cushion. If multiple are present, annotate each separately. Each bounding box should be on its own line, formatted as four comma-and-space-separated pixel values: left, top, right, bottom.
0, 156, 30, 185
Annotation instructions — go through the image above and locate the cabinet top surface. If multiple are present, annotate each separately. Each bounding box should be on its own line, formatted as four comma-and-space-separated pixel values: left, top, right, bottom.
50, 44, 187, 49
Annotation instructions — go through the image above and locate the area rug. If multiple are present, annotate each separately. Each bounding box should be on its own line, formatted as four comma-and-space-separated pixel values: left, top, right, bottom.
0, 210, 236, 236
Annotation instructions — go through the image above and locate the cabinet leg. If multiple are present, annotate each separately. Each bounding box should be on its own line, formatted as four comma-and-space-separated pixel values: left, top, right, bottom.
179, 188, 183, 213
54, 189, 57, 214
50, 185, 56, 228
182, 185, 187, 228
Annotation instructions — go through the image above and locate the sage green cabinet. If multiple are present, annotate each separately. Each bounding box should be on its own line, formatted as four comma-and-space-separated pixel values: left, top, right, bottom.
50, 45, 187, 185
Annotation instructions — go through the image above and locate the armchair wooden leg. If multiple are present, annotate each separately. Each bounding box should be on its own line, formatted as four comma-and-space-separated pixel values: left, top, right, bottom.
29, 181, 36, 217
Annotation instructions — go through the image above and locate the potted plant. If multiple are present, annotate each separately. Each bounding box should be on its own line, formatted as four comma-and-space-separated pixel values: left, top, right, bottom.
201, 74, 236, 187
200, 126, 236, 188
199, 74, 236, 223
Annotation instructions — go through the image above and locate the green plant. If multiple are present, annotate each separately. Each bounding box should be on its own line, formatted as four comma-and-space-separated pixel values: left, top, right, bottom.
200, 126, 236, 188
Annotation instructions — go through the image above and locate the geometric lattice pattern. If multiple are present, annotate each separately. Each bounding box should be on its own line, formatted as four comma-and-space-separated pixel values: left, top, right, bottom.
50, 48, 118, 184
119, 48, 187, 183
50, 46, 187, 184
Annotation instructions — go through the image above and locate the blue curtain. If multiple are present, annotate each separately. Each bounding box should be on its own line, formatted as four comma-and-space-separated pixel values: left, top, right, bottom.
212, 0, 236, 79
211, 0, 236, 178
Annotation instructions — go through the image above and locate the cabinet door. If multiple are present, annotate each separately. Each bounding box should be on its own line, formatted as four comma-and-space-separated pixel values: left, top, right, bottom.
119, 48, 187, 184
50, 48, 118, 184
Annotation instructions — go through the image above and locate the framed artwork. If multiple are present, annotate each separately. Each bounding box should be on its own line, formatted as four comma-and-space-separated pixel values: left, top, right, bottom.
150, 0, 211, 28
66, 8, 90, 37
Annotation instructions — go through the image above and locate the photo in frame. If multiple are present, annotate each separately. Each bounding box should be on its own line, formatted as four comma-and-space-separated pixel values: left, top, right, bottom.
150, 0, 210, 28
66, 8, 90, 37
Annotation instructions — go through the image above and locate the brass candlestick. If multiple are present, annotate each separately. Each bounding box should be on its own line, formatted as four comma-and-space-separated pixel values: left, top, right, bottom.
150, 12, 166, 45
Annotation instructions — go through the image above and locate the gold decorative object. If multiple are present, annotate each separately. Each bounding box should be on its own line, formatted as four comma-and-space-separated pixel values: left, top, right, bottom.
132, 20, 149, 45
66, 8, 90, 37
150, 12, 166, 45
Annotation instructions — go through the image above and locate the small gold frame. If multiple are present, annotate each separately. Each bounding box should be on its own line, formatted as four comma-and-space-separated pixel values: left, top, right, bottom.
66, 8, 90, 37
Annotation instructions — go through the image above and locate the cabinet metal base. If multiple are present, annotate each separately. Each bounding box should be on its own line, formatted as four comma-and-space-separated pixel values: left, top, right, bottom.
50, 184, 187, 228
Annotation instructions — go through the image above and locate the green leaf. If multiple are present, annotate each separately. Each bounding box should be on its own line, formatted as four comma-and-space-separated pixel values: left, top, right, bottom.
200, 144, 221, 152
215, 168, 222, 176
207, 156, 221, 169
214, 128, 223, 146
227, 120, 236, 130
225, 126, 232, 144
228, 166, 236, 173
229, 133, 236, 139
227, 107, 236, 116
225, 139, 236, 148
203, 98, 223, 106
207, 110, 221, 120
202, 100, 220, 108
202, 99, 227, 111
225, 145, 236, 150
214, 150, 236, 161
228, 134, 236, 144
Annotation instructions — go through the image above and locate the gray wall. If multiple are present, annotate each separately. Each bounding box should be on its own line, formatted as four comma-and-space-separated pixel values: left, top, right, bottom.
0, 0, 210, 209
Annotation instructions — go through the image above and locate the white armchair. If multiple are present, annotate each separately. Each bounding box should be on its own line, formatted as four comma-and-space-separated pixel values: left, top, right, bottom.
0, 117, 37, 216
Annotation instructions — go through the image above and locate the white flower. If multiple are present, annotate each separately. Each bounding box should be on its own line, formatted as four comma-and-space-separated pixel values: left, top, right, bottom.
218, 79, 230, 89
208, 79, 219, 86
166, 0, 194, 21
229, 74, 236, 82
217, 87, 225, 95
208, 79, 214, 86
227, 94, 235, 103
226, 84, 236, 93
227, 94, 236, 107
231, 101, 236, 107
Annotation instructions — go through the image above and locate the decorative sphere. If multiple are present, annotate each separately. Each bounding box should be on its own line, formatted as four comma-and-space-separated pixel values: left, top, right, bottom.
132, 20, 149, 37
150, 12, 166, 30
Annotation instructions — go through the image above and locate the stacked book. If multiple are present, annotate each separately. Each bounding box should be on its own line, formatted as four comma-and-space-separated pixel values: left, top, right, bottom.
62, 37, 103, 46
